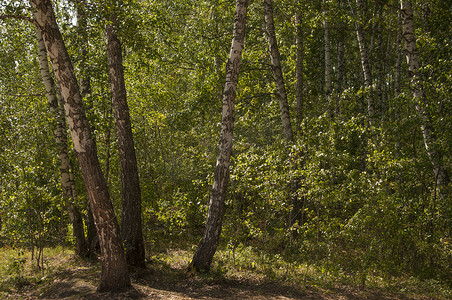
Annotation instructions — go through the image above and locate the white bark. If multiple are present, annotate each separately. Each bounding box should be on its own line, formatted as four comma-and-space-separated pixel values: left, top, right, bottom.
401, 0, 449, 196
36, 26, 88, 257
264, 0, 293, 142
355, 0, 375, 120
190, 0, 248, 272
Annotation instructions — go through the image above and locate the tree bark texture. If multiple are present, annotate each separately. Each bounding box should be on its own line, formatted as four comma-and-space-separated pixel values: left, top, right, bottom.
36, 26, 88, 258
264, 0, 293, 143
355, 0, 375, 120
190, 0, 248, 273
31, 0, 130, 292
401, 0, 449, 198
106, 20, 145, 268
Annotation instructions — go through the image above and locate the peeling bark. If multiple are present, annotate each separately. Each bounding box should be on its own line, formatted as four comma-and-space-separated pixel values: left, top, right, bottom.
190, 0, 248, 273
31, 0, 130, 292
36, 26, 88, 258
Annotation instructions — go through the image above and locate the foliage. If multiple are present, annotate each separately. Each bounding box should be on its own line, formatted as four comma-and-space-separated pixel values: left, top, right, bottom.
0, 0, 451, 292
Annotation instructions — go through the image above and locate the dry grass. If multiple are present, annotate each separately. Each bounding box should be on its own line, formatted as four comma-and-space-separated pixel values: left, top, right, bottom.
0, 246, 450, 300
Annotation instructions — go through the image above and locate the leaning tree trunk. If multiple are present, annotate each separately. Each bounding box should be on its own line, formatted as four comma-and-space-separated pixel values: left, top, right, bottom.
74, 0, 100, 258
401, 0, 449, 198
264, 0, 293, 143
106, 18, 145, 269
189, 0, 248, 273
36, 26, 88, 258
264, 0, 301, 229
31, 0, 130, 292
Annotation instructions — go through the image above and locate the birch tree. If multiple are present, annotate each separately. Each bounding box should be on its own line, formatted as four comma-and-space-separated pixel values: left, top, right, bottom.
30, 0, 130, 291
35, 26, 88, 258
355, 0, 375, 121
189, 0, 248, 273
263, 0, 293, 143
401, 0, 449, 198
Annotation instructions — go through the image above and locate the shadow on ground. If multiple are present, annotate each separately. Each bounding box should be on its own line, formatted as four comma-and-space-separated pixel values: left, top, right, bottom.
31, 260, 437, 300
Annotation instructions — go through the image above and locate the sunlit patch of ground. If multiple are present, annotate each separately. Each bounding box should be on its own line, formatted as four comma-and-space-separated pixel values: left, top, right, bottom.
0, 247, 450, 300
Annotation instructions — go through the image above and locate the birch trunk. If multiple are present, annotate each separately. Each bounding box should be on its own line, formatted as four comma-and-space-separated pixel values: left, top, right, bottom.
189, 0, 248, 273
355, 0, 375, 120
401, 0, 449, 198
264, 0, 293, 143
36, 26, 88, 258
31, 0, 130, 292
106, 19, 145, 268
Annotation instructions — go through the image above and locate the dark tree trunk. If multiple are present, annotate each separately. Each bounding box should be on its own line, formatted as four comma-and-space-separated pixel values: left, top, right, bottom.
86, 202, 100, 258
189, 0, 248, 273
31, 0, 130, 292
106, 19, 145, 269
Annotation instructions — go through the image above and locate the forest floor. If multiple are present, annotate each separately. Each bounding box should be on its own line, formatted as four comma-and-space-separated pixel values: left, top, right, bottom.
0, 247, 450, 300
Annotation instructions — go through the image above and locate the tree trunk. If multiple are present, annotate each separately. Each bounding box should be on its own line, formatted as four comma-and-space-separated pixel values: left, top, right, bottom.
355, 0, 375, 121
35, 26, 88, 258
74, 0, 100, 258
31, 0, 130, 292
295, 13, 304, 126
264, 0, 293, 143
106, 18, 145, 269
189, 0, 248, 273
76, 0, 91, 98
323, 7, 332, 116
401, 0, 449, 198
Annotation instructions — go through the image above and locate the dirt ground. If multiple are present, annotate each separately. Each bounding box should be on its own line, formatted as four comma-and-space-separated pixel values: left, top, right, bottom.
6, 260, 445, 300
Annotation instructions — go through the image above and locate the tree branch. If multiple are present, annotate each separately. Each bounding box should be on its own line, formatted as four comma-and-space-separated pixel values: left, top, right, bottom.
0, 14, 35, 25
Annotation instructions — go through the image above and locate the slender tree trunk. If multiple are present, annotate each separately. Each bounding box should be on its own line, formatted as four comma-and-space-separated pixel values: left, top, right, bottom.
295, 13, 304, 126
189, 0, 248, 273
264, 0, 293, 143
36, 26, 88, 258
401, 0, 449, 198
355, 0, 375, 121
337, 0, 346, 93
31, 0, 130, 292
106, 18, 145, 268
76, 0, 91, 98
264, 0, 301, 230
323, 7, 332, 116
